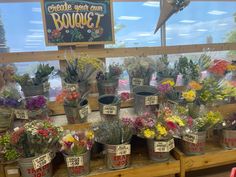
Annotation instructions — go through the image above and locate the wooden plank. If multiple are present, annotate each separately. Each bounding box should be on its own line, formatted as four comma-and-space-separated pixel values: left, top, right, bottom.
1, 43, 236, 63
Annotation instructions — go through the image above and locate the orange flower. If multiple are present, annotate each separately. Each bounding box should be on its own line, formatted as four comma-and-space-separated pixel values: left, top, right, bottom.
188, 81, 202, 90
227, 64, 236, 71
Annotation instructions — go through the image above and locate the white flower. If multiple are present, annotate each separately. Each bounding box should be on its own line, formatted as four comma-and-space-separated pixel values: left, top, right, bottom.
14, 127, 19, 132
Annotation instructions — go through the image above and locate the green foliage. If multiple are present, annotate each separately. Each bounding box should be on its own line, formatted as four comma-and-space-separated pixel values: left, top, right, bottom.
64, 59, 79, 84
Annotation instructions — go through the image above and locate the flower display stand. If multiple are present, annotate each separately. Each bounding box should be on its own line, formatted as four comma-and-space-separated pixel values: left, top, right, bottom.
172, 140, 236, 177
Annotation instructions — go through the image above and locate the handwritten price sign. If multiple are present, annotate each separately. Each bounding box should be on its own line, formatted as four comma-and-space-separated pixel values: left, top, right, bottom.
32, 153, 51, 170
154, 139, 175, 152
43, 82, 50, 92
66, 156, 83, 167
79, 105, 89, 119
64, 83, 78, 92
145, 96, 158, 105
132, 78, 144, 86
116, 144, 131, 156
183, 133, 198, 144
102, 105, 117, 115
15, 109, 29, 120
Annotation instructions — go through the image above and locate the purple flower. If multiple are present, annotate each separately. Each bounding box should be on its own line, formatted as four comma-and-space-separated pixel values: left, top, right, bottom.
158, 83, 172, 94
26, 96, 47, 110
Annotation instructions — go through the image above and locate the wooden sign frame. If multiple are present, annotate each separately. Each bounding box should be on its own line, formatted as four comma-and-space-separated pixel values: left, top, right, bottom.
40, 0, 115, 46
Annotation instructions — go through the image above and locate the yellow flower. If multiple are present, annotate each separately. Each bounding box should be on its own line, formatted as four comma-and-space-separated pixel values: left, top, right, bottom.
143, 129, 155, 138
156, 124, 168, 137
86, 130, 94, 140
63, 134, 75, 143
162, 79, 175, 87
182, 90, 196, 102
167, 116, 185, 127
188, 81, 202, 91
227, 64, 236, 71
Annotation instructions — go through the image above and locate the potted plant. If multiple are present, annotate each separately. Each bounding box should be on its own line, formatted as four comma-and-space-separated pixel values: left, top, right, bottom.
0, 84, 23, 132
10, 120, 63, 177
96, 63, 123, 96
62, 53, 103, 95
59, 130, 94, 176
221, 112, 236, 149
14, 64, 54, 97
93, 119, 133, 170
181, 111, 223, 155
124, 56, 156, 91
56, 89, 89, 124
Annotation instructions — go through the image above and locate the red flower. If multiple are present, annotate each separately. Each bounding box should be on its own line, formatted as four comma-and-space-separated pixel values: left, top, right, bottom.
187, 116, 193, 127
166, 121, 178, 130
208, 59, 230, 76
10, 127, 25, 145
38, 129, 49, 138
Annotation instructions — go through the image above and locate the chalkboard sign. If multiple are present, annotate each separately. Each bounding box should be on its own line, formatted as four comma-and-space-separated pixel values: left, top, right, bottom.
40, 0, 115, 46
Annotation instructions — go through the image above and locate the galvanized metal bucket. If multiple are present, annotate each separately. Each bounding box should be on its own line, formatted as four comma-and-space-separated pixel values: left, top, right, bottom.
97, 78, 119, 96
98, 95, 120, 121
146, 139, 170, 162
129, 75, 152, 92
0, 108, 13, 133
77, 99, 89, 123
21, 82, 50, 98
222, 130, 236, 150
27, 106, 48, 120
105, 144, 131, 170
63, 151, 90, 177
182, 131, 206, 156
64, 105, 78, 124
133, 86, 158, 115
18, 156, 52, 177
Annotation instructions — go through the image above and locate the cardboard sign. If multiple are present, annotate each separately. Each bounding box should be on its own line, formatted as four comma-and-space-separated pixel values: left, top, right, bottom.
132, 78, 144, 86
40, 0, 114, 46
154, 139, 175, 152
32, 153, 51, 170
145, 96, 158, 105
79, 105, 89, 119
43, 82, 50, 92
116, 144, 131, 156
14, 109, 29, 120
66, 156, 83, 167
183, 133, 198, 144
102, 105, 117, 115
64, 83, 78, 92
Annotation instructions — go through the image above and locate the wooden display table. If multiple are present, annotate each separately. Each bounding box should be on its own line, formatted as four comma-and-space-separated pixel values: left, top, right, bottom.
172, 141, 236, 177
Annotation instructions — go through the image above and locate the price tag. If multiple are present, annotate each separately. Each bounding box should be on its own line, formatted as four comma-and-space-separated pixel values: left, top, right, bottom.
32, 153, 51, 170
154, 141, 168, 152
132, 78, 144, 86
64, 83, 78, 92
79, 105, 89, 119
102, 105, 117, 115
43, 82, 50, 92
7, 169, 19, 175
183, 133, 198, 144
116, 144, 131, 156
145, 96, 158, 105
167, 139, 175, 151
66, 156, 83, 167
15, 109, 28, 120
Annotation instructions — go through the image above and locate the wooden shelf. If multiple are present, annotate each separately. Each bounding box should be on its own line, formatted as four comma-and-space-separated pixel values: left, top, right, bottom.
172, 141, 236, 177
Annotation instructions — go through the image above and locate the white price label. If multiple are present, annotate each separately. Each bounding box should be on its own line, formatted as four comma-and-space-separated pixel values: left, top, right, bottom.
79, 105, 89, 119
66, 156, 83, 167
145, 96, 158, 105
167, 139, 175, 151
7, 169, 19, 175
65, 83, 78, 92
154, 141, 169, 152
15, 109, 28, 120
116, 144, 131, 156
32, 153, 51, 170
43, 82, 50, 92
132, 78, 144, 86
183, 133, 198, 144
102, 105, 117, 115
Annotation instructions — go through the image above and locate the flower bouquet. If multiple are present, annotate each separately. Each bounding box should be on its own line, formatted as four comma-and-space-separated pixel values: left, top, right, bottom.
0, 64, 15, 90
124, 56, 156, 91
14, 64, 54, 97
96, 63, 123, 96
60, 130, 94, 176
93, 119, 133, 170
181, 111, 223, 155
62, 52, 103, 95
0, 84, 23, 132
10, 120, 63, 177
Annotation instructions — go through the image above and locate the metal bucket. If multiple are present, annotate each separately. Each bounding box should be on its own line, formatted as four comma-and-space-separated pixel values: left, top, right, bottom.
105, 144, 131, 170
77, 99, 89, 123
22, 82, 50, 98
18, 156, 52, 177
0, 108, 13, 132
63, 151, 90, 177
222, 130, 236, 149
129, 75, 152, 92
97, 79, 119, 96
64, 106, 78, 124
98, 95, 120, 121
182, 131, 206, 156
147, 139, 170, 162
133, 86, 158, 115
28, 106, 48, 120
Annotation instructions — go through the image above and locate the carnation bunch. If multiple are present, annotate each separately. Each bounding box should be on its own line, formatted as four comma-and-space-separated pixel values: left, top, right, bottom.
56, 90, 80, 107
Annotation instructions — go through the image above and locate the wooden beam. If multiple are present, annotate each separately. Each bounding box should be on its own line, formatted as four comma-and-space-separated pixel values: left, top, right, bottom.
1, 0, 236, 2
1, 43, 236, 64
